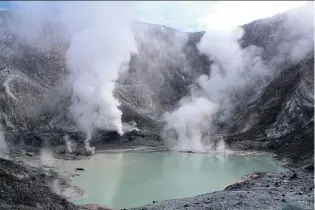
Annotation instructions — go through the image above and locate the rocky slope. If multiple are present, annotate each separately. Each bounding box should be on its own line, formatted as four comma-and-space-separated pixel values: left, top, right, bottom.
0, 157, 112, 210
225, 53, 314, 166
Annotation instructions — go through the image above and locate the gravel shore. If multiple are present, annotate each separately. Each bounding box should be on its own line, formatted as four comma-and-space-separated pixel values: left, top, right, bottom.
129, 165, 314, 210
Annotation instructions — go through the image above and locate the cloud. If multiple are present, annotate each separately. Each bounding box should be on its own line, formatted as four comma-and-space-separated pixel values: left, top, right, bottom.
197, 1, 307, 30
4, 1, 307, 32
136, 1, 307, 31
135, 1, 216, 31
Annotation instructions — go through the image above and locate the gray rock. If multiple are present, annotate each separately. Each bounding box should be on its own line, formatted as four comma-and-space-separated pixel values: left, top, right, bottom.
130, 169, 314, 210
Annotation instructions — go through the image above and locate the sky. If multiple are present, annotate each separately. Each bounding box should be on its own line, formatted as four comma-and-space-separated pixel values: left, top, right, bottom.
136, 1, 308, 31
0, 1, 308, 32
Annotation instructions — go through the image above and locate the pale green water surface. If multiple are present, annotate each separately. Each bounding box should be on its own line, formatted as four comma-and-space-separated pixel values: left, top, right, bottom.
58, 151, 285, 209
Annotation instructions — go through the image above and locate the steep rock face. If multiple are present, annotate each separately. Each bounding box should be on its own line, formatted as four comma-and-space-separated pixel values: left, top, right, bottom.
226, 54, 314, 164
227, 54, 313, 136
0, 10, 75, 148
203, 4, 313, 163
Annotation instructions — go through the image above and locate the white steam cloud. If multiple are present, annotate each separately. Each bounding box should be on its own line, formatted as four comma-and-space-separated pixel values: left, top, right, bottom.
162, 2, 314, 152
197, 2, 314, 121
274, 3, 314, 64
11, 2, 138, 144
162, 97, 217, 152
198, 27, 268, 120
64, 2, 138, 142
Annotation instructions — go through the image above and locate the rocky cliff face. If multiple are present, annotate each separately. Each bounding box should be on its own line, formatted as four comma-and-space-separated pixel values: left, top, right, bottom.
0, 7, 313, 162
225, 53, 314, 164
222, 6, 314, 164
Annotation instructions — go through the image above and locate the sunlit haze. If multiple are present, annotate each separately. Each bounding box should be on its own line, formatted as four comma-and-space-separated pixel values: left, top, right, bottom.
137, 1, 309, 31
0, 1, 308, 31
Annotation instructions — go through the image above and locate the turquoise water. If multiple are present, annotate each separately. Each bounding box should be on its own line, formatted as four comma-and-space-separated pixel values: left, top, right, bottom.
58, 151, 285, 209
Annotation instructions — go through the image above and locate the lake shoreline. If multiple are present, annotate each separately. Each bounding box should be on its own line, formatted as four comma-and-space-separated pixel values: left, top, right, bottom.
0, 147, 313, 210
129, 165, 314, 210
67, 146, 313, 210
55, 150, 285, 209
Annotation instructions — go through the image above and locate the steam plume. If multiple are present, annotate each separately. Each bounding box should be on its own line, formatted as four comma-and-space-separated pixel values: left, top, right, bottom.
197, 2, 314, 121
162, 2, 314, 152
162, 97, 217, 152
198, 26, 268, 120
64, 2, 138, 143
11, 2, 138, 143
